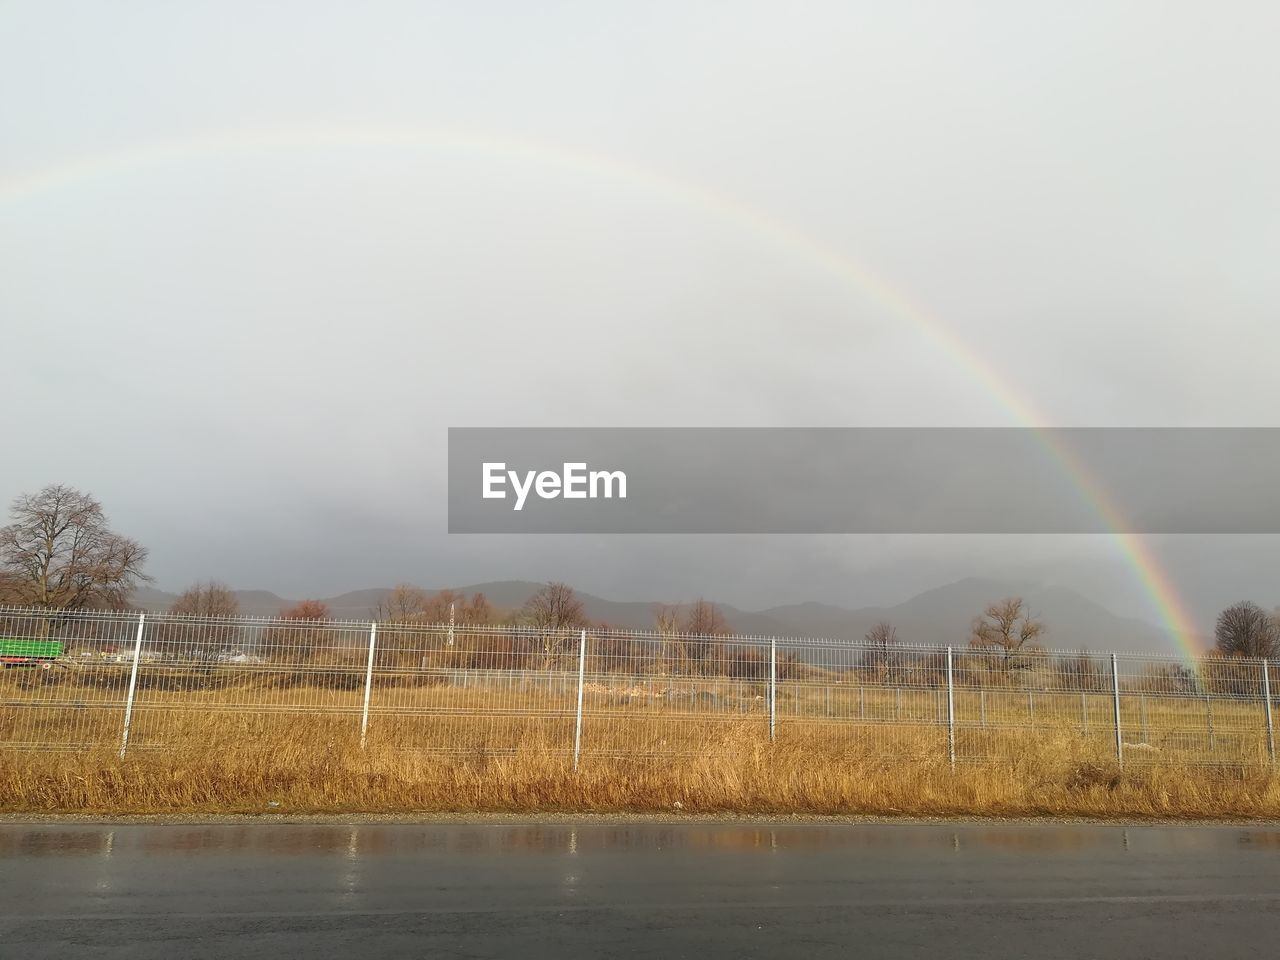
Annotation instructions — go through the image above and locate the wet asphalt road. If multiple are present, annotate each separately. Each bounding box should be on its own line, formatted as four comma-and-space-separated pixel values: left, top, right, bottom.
2, 821, 1279, 959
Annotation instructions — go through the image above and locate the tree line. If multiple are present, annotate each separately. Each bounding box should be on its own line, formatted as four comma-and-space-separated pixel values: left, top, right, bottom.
4, 484, 1280, 676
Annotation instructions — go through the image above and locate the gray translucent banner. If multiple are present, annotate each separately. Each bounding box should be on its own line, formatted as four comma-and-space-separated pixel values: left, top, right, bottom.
448, 428, 1280, 533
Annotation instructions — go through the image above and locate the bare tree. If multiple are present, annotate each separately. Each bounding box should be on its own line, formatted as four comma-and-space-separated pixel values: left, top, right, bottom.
374, 585, 495, 626
461, 592, 493, 626
969, 597, 1045, 673
682, 599, 731, 674
430, 591, 500, 666
653, 604, 681, 636
653, 604, 683, 674
158, 582, 241, 665
0, 570, 22, 604
862, 621, 901, 681
268, 599, 334, 664
373, 585, 497, 668
650, 601, 735, 675
422, 589, 462, 624
171, 581, 240, 618
421, 589, 494, 625
283, 599, 330, 621
683, 599, 728, 637
1054, 649, 1106, 692
522, 582, 586, 668
523, 582, 586, 631
1214, 601, 1279, 659
0, 484, 149, 610
373, 583, 432, 623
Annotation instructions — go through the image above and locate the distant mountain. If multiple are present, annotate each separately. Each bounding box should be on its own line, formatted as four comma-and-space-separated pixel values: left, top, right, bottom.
130, 577, 1193, 655
750, 578, 1184, 654
322, 581, 789, 632
131, 586, 290, 617
131, 586, 179, 610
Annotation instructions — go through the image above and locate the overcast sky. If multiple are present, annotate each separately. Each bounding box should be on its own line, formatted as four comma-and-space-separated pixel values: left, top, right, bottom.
2, 2, 1278, 630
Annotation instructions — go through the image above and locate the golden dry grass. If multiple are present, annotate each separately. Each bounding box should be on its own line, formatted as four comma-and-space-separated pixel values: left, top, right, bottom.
3, 714, 1279, 820
5, 662, 1280, 819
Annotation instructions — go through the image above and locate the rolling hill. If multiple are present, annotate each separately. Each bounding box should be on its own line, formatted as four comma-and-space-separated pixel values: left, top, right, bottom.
131, 576, 1192, 655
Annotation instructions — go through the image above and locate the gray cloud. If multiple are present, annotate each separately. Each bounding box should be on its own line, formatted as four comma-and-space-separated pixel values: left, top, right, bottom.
2, 2, 1278, 634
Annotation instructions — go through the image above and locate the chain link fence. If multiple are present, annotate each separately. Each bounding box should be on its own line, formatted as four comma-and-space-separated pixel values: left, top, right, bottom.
1, 605, 1275, 768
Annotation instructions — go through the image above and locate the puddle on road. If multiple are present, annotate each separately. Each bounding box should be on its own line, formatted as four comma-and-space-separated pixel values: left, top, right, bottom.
3, 822, 1278, 860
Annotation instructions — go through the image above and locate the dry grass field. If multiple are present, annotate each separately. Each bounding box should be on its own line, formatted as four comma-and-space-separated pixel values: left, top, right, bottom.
4, 718, 1280, 819
3, 660, 1279, 819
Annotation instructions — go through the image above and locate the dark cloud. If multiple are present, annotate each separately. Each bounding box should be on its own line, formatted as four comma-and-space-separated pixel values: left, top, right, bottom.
3, 2, 1278, 633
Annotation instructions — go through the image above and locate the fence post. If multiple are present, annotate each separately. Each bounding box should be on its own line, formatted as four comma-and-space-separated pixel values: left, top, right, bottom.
573, 629, 587, 770
119, 612, 146, 759
1111, 652, 1123, 768
946, 646, 956, 770
359, 623, 378, 749
769, 637, 777, 742
1263, 660, 1275, 767
1206, 696, 1215, 752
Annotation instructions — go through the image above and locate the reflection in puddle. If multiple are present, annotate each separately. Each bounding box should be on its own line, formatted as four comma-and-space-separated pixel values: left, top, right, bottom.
341, 827, 361, 901
2, 822, 1277, 859
0, 830, 115, 857
1235, 830, 1280, 849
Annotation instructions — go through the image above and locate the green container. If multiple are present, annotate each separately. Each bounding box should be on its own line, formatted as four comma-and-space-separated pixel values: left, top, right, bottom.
0, 638, 64, 659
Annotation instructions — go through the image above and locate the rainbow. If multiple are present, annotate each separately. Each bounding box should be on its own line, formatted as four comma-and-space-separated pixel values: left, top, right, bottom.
0, 123, 1203, 659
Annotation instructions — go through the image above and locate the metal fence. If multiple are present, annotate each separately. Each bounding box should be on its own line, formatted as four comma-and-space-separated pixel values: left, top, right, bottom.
1, 605, 1276, 769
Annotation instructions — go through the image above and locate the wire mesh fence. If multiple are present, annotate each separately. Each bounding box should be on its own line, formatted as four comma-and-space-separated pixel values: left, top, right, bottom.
1, 605, 1276, 769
